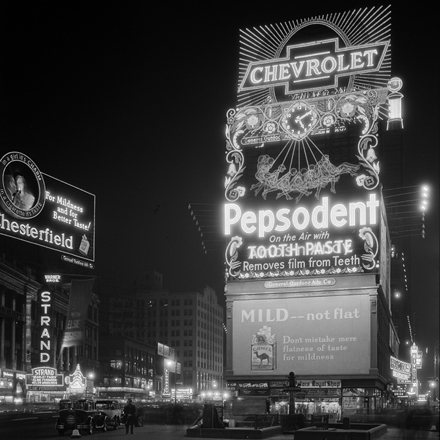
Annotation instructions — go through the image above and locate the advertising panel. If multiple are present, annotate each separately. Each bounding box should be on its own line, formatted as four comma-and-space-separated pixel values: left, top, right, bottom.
237, 6, 391, 106
62, 278, 95, 348
224, 7, 397, 283
0, 151, 95, 265
390, 356, 411, 381
225, 190, 381, 280
232, 295, 370, 376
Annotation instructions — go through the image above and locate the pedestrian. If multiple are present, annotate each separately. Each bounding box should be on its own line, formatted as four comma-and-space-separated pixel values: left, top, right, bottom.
123, 398, 137, 434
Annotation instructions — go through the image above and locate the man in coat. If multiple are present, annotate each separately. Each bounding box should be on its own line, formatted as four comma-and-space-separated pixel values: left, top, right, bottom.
123, 398, 137, 434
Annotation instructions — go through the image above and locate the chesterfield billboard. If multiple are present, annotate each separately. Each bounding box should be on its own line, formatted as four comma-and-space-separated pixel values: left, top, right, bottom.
0, 152, 95, 265
224, 6, 394, 281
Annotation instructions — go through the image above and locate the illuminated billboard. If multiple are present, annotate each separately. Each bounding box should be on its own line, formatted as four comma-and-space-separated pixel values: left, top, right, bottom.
390, 356, 411, 381
237, 6, 391, 106
0, 152, 95, 265
232, 295, 370, 376
225, 189, 381, 280
239, 38, 389, 97
224, 7, 398, 282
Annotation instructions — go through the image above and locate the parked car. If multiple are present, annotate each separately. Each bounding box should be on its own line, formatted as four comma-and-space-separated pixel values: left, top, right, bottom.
55, 399, 96, 436
94, 399, 122, 431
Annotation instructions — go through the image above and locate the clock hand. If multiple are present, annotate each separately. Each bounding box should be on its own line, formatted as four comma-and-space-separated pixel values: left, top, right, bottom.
295, 110, 312, 123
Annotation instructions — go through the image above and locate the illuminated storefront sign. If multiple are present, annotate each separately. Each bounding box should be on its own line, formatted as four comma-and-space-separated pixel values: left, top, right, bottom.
0, 151, 95, 263
390, 356, 411, 380
296, 380, 341, 389
38, 289, 52, 366
239, 39, 389, 95
232, 295, 370, 376
26, 367, 64, 391
224, 192, 381, 279
44, 274, 61, 283
65, 364, 86, 394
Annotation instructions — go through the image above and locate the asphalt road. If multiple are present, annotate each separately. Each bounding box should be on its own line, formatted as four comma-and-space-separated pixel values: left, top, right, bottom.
0, 416, 438, 440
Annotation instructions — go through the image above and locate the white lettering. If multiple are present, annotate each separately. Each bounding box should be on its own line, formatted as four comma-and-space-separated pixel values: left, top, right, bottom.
224, 194, 379, 237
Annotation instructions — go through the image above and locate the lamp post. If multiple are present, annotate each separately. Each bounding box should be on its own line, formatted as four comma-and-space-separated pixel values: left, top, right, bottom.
86, 372, 95, 398
283, 372, 301, 415
166, 360, 177, 406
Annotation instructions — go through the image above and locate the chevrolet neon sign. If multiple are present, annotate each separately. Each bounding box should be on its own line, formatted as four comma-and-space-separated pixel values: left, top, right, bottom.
239, 38, 389, 95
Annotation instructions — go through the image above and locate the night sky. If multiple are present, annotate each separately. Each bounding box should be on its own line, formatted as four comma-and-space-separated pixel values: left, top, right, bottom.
1, 3, 438, 391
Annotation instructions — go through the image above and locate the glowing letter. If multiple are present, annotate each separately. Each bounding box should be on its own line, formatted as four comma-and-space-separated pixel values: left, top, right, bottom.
350, 52, 364, 69
224, 204, 241, 235
321, 57, 337, 74
306, 59, 321, 77
250, 67, 263, 84
312, 197, 329, 229
364, 49, 378, 67
259, 210, 275, 237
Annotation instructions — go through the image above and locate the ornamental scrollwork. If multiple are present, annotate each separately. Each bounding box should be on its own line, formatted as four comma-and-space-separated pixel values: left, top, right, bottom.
359, 227, 379, 270
225, 108, 247, 202
225, 236, 243, 278
224, 88, 388, 204
356, 133, 380, 190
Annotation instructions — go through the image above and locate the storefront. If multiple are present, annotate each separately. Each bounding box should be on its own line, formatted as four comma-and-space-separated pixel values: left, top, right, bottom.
227, 378, 390, 420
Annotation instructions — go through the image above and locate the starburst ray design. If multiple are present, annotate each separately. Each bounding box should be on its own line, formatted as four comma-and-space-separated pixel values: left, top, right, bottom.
238, 5, 392, 108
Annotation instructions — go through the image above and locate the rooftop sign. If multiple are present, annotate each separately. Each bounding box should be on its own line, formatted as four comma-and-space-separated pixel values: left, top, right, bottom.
239, 39, 389, 96
237, 6, 392, 106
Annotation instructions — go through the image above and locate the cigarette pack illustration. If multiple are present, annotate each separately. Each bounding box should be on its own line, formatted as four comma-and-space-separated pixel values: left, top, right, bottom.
251, 326, 276, 371
79, 234, 90, 256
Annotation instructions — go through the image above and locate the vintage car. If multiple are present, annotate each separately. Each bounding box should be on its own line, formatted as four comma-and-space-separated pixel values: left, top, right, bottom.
93, 399, 122, 430
55, 398, 96, 436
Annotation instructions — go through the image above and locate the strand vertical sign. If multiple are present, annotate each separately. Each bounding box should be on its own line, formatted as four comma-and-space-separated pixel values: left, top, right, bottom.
38, 288, 53, 366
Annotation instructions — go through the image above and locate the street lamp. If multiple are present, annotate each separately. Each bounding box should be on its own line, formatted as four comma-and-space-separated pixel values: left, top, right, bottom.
86, 372, 95, 398
166, 360, 177, 406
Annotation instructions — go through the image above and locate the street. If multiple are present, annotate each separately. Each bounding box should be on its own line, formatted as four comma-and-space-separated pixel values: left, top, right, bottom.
0, 418, 438, 440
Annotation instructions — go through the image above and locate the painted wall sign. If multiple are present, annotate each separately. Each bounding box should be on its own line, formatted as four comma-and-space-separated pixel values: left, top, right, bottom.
232, 295, 370, 376
0, 151, 95, 263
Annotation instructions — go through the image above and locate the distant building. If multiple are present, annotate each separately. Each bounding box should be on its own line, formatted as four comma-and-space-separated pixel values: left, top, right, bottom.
99, 271, 225, 396
96, 335, 156, 401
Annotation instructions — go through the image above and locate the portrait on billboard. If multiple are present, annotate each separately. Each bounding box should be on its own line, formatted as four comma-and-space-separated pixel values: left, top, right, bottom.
0, 152, 46, 219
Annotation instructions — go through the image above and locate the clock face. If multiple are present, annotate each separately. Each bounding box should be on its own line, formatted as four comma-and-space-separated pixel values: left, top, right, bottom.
281, 102, 318, 140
